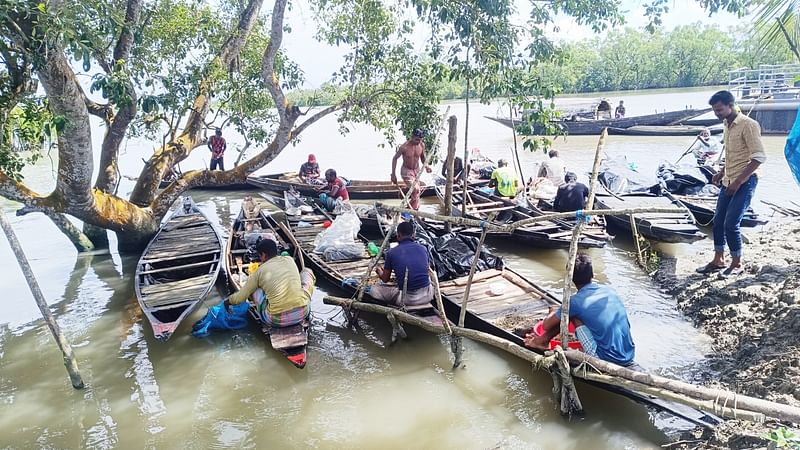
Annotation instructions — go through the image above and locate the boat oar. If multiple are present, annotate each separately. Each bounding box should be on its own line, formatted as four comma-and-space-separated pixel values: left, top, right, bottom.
674, 136, 699, 164
277, 221, 305, 270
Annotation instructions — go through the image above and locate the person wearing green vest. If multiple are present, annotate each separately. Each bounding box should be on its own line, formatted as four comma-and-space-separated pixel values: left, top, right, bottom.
488, 159, 519, 198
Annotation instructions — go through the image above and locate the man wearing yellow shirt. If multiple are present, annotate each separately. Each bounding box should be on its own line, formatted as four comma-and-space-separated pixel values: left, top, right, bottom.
489, 159, 518, 197
697, 90, 766, 278
224, 239, 315, 328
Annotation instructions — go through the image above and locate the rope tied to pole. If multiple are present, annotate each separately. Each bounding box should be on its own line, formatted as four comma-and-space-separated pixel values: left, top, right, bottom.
575, 210, 592, 224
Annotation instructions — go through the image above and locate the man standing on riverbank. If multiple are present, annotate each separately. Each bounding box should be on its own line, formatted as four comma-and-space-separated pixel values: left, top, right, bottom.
524, 254, 636, 367
697, 90, 766, 277
391, 128, 432, 210
208, 129, 226, 171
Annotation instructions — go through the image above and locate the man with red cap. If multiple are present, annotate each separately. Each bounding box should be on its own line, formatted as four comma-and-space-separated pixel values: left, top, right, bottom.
299, 154, 322, 184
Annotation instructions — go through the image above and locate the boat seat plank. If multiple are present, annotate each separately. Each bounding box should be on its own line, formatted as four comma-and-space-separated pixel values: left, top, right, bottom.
140, 274, 216, 295
467, 291, 546, 313
270, 325, 308, 349
144, 293, 204, 308
141, 248, 221, 263
138, 258, 219, 275
439, 269, 504, 288
147, 299, 197, 311
481, 298, 553, 320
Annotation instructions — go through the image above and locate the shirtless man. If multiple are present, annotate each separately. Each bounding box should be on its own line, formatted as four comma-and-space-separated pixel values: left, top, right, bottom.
391, 128, 432, 210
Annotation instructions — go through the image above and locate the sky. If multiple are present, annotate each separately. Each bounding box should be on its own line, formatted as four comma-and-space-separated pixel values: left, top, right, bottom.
282, 0, 748, 88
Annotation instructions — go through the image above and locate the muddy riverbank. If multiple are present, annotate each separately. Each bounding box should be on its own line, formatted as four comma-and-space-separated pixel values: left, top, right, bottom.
655, 219, 800, 448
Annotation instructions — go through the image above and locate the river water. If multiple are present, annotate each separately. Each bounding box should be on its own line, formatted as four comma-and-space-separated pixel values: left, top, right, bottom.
2, 88, 798, 448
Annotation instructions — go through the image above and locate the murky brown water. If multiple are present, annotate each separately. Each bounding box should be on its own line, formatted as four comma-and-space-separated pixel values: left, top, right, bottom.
2, 88, 797, 448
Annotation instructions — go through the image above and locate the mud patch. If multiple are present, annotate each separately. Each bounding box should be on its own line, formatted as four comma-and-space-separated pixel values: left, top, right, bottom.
655, 220, 800, 447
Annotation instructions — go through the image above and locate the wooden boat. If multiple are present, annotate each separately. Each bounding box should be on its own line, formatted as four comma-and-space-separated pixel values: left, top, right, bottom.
436, 185, 607, 249
681, 118, 723, 128
432, 263, 720, 427
673, 195, 767, 228
135, 197, 223, 341
607, 125, 723, 137
158, 179, 254, 190
248, 172, 437, 199
259, 194, 447, 326
224, 205, 310, 368
594, 193, 706, 243
487, 108, 711, 136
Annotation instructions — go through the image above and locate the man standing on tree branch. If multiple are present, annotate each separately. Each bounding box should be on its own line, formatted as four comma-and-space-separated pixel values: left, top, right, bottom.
391, 128, 431, 210
208, 129, 227, 171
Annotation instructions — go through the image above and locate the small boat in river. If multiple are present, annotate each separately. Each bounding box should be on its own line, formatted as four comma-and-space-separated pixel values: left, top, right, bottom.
672, 194, 767, 228
436, 185, 607, 249
487, 108, 711, 136
259, 193, 448, 326
248, 172, 437, 199
135, 197, 223, 341
607, 125, 723, 137
225, 204, 309, 368
594, 193, 706, 243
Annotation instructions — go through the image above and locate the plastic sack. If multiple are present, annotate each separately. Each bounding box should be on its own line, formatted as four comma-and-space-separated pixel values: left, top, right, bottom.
785, 105, 800, 188
323, 243, 365, 261
598, 156, 659, 195
191, 300, 250, 338
656, 162, 709, 195
312, 209, 362, 254
411, 220, 504, 281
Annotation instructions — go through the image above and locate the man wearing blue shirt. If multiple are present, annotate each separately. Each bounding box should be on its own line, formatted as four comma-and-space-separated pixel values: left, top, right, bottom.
524, 254, 636, 366
369, 221, 433, 310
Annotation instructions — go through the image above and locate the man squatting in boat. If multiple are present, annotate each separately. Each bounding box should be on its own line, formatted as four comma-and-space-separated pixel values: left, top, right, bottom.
695, 90, 765, 278
364, 221, 434, 310
391, 128, 432, 210
224, 239, 316, 330
524, 254, 637, 367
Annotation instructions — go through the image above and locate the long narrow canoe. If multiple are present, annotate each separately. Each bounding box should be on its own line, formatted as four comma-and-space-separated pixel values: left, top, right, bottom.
594, 193, 706, 243
225, 206, 309, 368
487, 108, 710, 136
135, 197, 223, 341
437, 185, 607, 249
248, 172, 436, 199
259, 194, 447, 326
607, 125, 723, 136
674, 194, 767, 228
432, 263, 720, 428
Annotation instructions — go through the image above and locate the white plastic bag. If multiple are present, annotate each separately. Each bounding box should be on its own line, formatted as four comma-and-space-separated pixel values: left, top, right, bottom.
313, 209, 362, 254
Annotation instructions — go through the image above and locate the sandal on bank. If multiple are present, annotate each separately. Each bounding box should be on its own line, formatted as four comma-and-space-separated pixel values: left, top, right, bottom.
720, 266, 744, 278
696, 263, 725, 274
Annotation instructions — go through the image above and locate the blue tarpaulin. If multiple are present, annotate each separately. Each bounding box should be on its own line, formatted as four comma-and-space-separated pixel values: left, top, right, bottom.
785, 106, 800, 187
191, 300, 251, 338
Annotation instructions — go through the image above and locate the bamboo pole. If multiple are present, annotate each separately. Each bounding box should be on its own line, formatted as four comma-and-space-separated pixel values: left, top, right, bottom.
0, 210, 85, 389
375, 203, 685, 233
565, 350, 800, 423
629, 214, 645, 267
444, 115, 458, 233
557, 128, 606, 349
458, 216, 494, 328
429, 268, 452, 335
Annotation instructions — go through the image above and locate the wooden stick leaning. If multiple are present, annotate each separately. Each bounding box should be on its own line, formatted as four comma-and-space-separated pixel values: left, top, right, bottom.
443, 115, 457, 233
559, 128, 607, 348
458, 214, 495, 328
0, 210, 85, 389
375, 203, 686, 233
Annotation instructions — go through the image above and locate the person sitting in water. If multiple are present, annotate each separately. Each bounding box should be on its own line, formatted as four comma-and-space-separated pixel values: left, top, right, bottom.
538, 150, 567, 187
553, 172, 589, 212
318, 168, 350, 211
224, 239, 315, 329
368, 221, 433, 310
488, 159, 518, 198
299, 154, 322, 184
524, 253, 636, 367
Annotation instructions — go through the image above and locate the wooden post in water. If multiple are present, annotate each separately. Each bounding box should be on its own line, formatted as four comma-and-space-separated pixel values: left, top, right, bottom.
0, 210, 84, 389
444, 116, 458, 233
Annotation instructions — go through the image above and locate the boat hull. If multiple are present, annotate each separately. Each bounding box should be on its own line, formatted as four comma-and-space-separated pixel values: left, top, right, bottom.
248, 172, 436, 199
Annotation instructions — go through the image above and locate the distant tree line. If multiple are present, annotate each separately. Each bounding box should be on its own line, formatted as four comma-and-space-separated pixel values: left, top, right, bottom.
288, 23, 796, 105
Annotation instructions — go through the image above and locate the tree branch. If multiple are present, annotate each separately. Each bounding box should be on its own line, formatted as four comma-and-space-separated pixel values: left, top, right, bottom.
262, 0, 290, 122
128, 0, 264, 207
